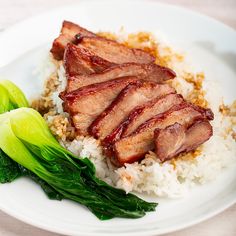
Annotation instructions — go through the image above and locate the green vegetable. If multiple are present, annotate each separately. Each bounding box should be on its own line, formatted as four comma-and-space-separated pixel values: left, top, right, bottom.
0, 108, 157, 219
20, 166, 64, 200
0, 80, 61, 200
0, 149, 62, 200
0, 149, 22, 183
0, 79, 29, 109
0, 81, 27, 183
0, 85, 12, 113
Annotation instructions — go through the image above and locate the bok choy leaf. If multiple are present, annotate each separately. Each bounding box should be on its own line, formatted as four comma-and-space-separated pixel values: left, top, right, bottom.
0, 80, 62, 199
0, 149, 22, 183
0, 79, 28, 109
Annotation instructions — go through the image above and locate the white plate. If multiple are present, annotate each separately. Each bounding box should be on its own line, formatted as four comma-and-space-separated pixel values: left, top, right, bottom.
0, 1, 236, 235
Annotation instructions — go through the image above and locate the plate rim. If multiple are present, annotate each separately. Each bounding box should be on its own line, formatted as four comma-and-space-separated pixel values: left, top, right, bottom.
0, 189, 235, 236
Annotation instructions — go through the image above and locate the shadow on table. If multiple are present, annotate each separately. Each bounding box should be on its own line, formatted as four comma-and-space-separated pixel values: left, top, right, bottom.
0, 210, 63, 236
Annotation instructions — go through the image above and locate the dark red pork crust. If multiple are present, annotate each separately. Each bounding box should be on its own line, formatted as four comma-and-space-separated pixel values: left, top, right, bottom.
64, 43, 116, 76
135, 102, 213, 133
77, 36, 156, 64
66, 62, 176, 92
154, 119, 213, 162
60, 77, 139, 113
89, 82, 175, 139
112, 102, 213, 165
102, 93, 184, 147
50, 21, 96, 60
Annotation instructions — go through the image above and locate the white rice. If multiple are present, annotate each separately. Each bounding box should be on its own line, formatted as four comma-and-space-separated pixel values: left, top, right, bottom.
51, 64, 67, 114
35, 34, 236, 198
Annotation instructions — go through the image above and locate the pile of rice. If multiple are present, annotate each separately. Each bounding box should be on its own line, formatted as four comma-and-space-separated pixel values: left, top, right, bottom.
31, 31, 236, 198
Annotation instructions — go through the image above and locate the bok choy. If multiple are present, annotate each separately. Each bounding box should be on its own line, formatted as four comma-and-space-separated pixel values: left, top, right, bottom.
0, 80, 28, 183
0, 80, 157, 220
0, 79, 28, 110
0, 80, 62, 199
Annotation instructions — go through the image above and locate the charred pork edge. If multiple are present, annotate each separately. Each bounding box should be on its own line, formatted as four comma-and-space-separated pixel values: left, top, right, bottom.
78, 36, 156, 64
112, 103, 213, 165
135, 102, 213, 133
66, 62, 176, 92
102, 93, 183, 147
154, 118, 213, 161
50, 21, 96, 60
63, 43, 116, 77
89, 81, 143, 138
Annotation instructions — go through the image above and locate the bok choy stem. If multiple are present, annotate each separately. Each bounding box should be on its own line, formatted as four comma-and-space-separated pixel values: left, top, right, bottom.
0, 80, 64, 199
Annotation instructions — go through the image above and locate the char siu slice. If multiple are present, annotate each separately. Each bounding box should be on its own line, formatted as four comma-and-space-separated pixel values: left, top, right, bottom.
103, 93, 184, 146
51, 21, 96, 60
61, 77, 139, 135
154, 119, 213, 161
77, 36, 155, 64
89, 82, 175, 140
66, 62, 176, 92
64, 43, 116, 76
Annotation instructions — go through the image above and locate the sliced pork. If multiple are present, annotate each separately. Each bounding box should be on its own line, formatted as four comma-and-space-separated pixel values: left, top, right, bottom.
103, 93, 184, 146
51, 21, 96, 60
51, 21, 215, 167
154, 119, 213, 161
89, 82, 175, 140
64, 43, 116, 76
61, 77, 139, 135
113, 103, 213, 165
77, 36, 155, 64
66, 62, 176, 92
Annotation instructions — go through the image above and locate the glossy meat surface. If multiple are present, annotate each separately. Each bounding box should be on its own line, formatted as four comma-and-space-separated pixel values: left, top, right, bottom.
154, 119, 213, 161
89, 82, 175, 140
66, 62, 175, 92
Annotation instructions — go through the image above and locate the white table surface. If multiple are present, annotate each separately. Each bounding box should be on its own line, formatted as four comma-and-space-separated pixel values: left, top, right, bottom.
0, 0, 235, 235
